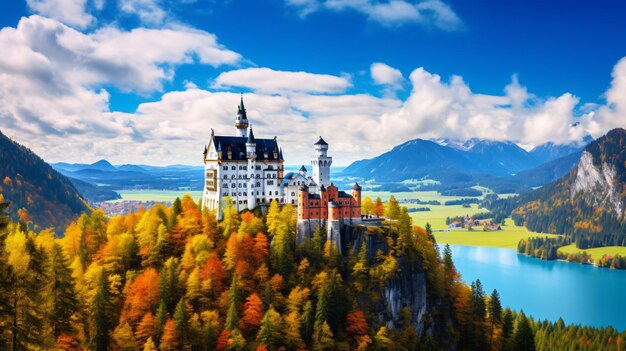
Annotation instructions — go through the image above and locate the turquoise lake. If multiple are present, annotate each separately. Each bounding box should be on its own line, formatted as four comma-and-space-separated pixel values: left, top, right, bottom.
446, 245, 626, 331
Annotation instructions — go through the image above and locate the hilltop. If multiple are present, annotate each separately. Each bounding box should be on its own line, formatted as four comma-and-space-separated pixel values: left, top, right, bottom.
493, 128, 626, 249
0, 130, 90, 231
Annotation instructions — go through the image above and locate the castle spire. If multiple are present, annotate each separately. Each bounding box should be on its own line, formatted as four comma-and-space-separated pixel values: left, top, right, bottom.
235, 93, 249, 137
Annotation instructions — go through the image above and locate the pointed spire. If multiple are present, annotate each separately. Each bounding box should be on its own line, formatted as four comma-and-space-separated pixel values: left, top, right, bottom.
299, 165, 307, 173
314, 136, 328, 146
237, 93, 247, 120
247, 126, 255, 144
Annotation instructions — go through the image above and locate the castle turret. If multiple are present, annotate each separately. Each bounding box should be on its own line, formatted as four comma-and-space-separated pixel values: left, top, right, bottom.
312, 136, 332, 189
351, 182, 362, 221
298, 184, 310, 220
351, 183, 362, 208
299, 165, 307, 176
246, 127, 257, 210
235, 94, 249, 137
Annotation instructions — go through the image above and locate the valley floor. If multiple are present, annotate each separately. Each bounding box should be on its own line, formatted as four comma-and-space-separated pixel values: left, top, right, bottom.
433, 223, 558, 249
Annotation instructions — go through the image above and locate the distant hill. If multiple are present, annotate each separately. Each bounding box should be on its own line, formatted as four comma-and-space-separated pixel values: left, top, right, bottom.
506, 151, 582, 188
342, 137, 590, 191
67, 177, 121, 203
0, 130, 90, 231
529, 136, 593, 164
503, 129, 626, 248
51, 161, 204, 193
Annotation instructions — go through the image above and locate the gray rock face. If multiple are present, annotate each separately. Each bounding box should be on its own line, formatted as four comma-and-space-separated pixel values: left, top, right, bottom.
383, 259, 428, 334
571, 151, 623, 216
347, 226, 430, 334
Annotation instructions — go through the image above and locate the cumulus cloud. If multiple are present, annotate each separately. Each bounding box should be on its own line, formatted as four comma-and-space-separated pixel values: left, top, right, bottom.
213, 68, 352, 94
371, 62, 404, 92
0, 15, 240, 163
26, 0, 95, 28
119, 0, 168, 25
587, 57, 626, 136
2, 14, 626, 167
285, 0, 462, 30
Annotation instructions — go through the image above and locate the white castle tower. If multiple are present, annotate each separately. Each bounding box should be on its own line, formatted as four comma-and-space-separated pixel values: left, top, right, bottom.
246, 127, 257, 210
235, 94, 249, 137
311, 136, 332, 188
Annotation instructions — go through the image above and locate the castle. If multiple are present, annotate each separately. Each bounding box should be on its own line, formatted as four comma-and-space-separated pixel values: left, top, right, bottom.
202, 96, 362, 251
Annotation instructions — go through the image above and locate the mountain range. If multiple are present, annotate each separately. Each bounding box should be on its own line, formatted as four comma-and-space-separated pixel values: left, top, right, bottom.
52, 160, 205, 201
342, 136, 591, 192
0, 130, 90, 231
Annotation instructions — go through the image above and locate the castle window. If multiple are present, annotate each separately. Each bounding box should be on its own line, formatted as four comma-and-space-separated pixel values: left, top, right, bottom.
267, 180, 274, 185
223, 166, 228, 170
243, 166, 247, 170
268, 165, 274, 170
231, 166, 236, 170
256, 182, 261, 187
231, 184, 235, 188
291, 192, 295, 196
223, 175, 227, 179
231, 175, 235, 179
256, 174, 260, 178
256, 165, 261, 170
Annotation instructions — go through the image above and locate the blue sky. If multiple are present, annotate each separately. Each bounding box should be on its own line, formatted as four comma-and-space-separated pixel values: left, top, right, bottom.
1, 0, 625, 165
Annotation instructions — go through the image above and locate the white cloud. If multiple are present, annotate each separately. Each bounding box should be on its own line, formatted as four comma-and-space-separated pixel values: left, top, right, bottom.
213, 67, 352, 94
1, 14, 625, 167
0, 15, 241, 164
26, 0, 95, 28
285, 0, 461, 30
588, 57, 626, 136
119, 0, 168, 25
371, 62, 404, 90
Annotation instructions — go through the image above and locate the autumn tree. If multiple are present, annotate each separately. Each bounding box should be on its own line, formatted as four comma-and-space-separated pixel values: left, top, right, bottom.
90, 270, 113, 351
49, 243, 79, 338
159, 318, 179, 351
372, 197, 385, 218
361, 196, 373, 216
239, 293, 264, 335
257, 306, 283, 350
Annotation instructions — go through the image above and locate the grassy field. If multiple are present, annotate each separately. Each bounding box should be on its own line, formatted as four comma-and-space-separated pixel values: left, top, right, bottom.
557, 244, 626, 259
108, 190, 203, 203
362, 190, 490, 230
433, 220, 559, 249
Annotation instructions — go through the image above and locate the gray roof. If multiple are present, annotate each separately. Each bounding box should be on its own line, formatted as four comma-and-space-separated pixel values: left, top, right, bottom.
212, 135, 282, 161
314, 136, 328, 146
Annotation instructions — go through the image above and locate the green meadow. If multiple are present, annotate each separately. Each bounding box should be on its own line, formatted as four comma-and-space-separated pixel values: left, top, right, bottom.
433, 221, 559, 249
108, 190, 203, 203
557, 244, 626, 259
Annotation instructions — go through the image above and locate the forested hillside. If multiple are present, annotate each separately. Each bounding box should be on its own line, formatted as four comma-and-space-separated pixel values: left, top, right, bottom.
1, 195, 625, 350
508, 128, 626, 249
0, 130, 90, 231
